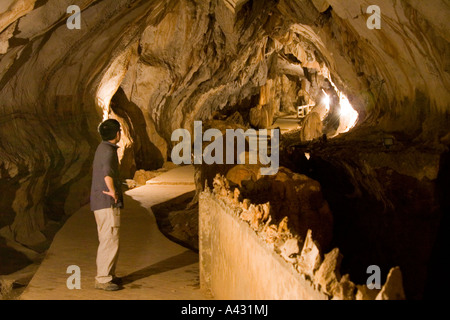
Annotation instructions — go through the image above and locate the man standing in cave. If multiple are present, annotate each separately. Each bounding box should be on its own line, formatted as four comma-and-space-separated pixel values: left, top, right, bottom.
90, 119, 124, 291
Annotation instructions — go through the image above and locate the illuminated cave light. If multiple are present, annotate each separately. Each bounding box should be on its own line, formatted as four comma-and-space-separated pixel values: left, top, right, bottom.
96, 50, 132, 121
337, 92, 358, 133
322, 89, 330, 113
96, 80, 121, 121
96, 96, 110, 121
325, 77, 359, 135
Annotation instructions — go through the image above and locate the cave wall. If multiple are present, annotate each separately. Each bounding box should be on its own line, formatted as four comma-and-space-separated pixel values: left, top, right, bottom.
277, 0, 450, 138
0, 0, 172, 246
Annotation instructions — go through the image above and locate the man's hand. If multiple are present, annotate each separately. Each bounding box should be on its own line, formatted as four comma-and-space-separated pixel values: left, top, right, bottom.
104, 176, 117, 203
102, 190, 118, 203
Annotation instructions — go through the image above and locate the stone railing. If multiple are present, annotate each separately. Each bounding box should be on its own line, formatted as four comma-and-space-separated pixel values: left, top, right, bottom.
199, 174, 406, 300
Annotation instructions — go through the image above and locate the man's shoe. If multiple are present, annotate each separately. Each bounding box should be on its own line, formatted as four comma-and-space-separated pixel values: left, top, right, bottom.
95, 281, 120, 291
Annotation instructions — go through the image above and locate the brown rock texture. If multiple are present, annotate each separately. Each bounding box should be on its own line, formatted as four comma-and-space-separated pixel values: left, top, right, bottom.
315, 247, 343, 296
356, 284, 380, 301
297, 229, 322, 278
376, 266, 406, 300
332, 274, 356, 300
300, 112, 323, 141
235, 167, 334, 250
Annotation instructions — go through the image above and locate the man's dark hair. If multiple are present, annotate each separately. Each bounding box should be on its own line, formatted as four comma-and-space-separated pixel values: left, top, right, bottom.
98, 119, 121, 141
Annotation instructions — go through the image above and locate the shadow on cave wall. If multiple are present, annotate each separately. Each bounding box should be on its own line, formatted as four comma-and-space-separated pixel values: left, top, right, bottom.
110, 87, 164, 178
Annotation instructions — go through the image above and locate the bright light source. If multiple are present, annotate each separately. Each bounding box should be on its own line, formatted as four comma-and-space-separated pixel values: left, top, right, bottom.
322, 77, 359, 134
322, 89, 330, 112
340, 95, 352, 116
337, 93, 358, 133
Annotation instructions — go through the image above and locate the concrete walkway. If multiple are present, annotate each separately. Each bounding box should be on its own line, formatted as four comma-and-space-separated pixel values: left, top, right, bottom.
20, 166, 210, 300
147, 165, 195, 185
269, 114, 302, 134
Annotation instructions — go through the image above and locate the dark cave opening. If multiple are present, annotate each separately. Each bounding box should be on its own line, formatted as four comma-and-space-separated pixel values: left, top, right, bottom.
423, 150, 450, 300
215, 93, 260, 125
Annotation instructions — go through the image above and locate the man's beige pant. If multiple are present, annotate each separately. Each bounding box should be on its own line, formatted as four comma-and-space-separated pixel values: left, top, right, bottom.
94, 207, 120, 284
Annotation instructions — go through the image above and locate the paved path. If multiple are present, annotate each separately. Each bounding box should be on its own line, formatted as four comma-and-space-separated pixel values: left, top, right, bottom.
147, 165, 195, 185
269, 114, 302, 133
20, 166, 210, 300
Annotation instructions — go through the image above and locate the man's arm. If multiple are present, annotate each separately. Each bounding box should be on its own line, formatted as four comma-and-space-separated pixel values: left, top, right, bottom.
100, 148, 118, 203
103, 175, 118, 203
